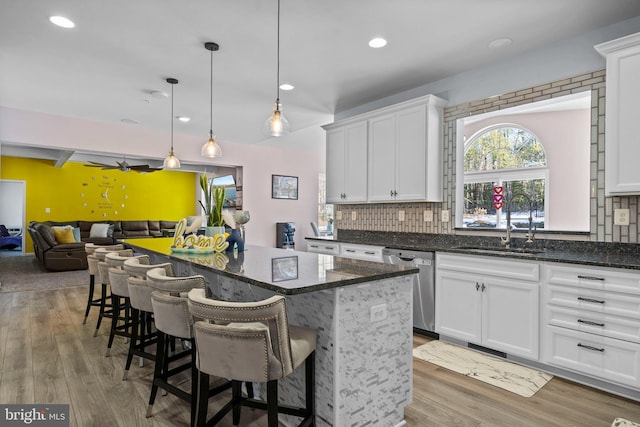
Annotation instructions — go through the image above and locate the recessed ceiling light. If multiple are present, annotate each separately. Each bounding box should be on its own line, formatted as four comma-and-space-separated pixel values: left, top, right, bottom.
49, 16, 75, 28
150, 90, 168, 99
176, 116, 190, 122
280, 83, 294, 91
120, 118, 139, 125
368, 38, 387, 48
488, 38, 512, 49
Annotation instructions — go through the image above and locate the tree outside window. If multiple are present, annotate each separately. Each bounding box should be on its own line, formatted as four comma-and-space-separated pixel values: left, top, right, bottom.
463, 126, 547, 229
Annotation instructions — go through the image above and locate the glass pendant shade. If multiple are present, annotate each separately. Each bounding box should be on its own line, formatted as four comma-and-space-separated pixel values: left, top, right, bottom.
163, 150, 180, 168
201, 131, 222, 158
263, 100, 290, 137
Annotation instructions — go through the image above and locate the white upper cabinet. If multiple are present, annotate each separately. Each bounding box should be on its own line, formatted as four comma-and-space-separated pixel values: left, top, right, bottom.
595, 32, 640, 195
325, 121, 368, 203
324, 94, 446, 204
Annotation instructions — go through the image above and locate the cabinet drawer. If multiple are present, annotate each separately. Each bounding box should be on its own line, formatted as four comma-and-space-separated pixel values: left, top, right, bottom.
340, 244, 384, 263
546, 284, 640, 320
545, 263, 640, 295
437, 253, 539, 282
307, 242, 340, 255
543, 325, 640, 389
546, 305, 640, 344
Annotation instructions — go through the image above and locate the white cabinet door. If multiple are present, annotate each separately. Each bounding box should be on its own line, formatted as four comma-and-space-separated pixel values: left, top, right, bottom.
482, 276, 539, 359
596, 32, 640, 195
326, 122, 368, 203
368, 114, 396, 202
326, 127, 347, 203
343, 122, 368, 203
395, 104, 427, 201
435, 269, 482, 343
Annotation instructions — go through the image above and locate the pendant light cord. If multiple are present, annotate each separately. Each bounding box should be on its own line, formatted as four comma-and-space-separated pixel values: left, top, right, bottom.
210, 47, 213, 134
276, 0, 281, 102
170, 82, 174, 153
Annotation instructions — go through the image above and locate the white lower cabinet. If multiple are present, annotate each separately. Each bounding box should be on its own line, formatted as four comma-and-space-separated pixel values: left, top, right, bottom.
542, 263, 640, 389
306, 241, 384, 262
435, 253, 540, 360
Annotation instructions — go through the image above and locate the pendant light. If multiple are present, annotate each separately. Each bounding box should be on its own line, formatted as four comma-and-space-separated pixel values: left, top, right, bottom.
201, 42, 223, 158
163, 78, 181, 169
263, 0, 289, 137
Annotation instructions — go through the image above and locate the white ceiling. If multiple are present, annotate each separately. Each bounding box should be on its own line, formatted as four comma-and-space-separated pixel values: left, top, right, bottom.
1, 0, 640, 166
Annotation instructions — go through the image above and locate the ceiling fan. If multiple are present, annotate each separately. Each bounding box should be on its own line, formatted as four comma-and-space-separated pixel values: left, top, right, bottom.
84, 160, 162, 173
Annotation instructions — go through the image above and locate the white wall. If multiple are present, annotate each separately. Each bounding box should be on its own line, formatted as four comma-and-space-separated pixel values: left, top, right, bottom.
463, 109, 591, 231
0, 107, 326, 249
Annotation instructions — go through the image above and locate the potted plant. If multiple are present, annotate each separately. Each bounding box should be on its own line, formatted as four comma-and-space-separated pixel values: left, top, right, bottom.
199, 174, 226, 236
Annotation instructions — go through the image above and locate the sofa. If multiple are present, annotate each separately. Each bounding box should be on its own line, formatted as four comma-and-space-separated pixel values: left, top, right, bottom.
27, 219, 178, 271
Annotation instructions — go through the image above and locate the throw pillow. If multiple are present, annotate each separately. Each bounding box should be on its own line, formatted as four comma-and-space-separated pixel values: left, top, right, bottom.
53, 227, 76, 244
89, 223, 111, 238
72, 227, 81, 242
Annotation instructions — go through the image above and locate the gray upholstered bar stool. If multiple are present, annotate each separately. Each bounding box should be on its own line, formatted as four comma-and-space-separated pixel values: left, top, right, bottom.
94, 248, 134, 337
83, 243, 124, 325
146, 267, 231, 425
188, 288, 317, 427
122, 256, 174, 380
105, 252, 147, 356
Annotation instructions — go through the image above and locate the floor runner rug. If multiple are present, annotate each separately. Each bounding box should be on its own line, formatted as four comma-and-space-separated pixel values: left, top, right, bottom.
413, 340, 552, 397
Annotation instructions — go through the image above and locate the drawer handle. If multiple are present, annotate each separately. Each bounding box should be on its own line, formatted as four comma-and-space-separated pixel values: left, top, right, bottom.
345, 249, 356, 253
364, 251, 376, 255
577, 319, 605, 327
577, 296, 605, 304
577, 343, 605, 352
577, 275, 605, 281
310, 245, 319, 248
324, 246, 335, 250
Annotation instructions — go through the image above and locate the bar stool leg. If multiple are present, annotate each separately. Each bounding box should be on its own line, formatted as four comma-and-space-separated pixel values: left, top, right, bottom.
94, 283, 111, 337
83, 274, 95, 324
123, 307, 139, 380
266, 379, 278, 427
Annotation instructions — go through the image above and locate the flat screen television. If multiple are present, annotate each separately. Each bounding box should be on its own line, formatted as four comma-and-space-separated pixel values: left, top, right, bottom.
211, 174, 237, 208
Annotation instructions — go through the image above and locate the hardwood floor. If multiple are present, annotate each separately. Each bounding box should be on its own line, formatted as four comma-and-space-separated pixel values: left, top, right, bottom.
0, 287, 639, 426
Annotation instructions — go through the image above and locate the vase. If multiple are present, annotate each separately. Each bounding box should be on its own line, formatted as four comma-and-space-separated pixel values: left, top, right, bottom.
225, 228, 245, 253
205, 226, 225, 237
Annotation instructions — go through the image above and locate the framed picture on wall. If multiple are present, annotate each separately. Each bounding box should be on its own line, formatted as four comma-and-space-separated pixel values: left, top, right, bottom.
272, 175, 298, 200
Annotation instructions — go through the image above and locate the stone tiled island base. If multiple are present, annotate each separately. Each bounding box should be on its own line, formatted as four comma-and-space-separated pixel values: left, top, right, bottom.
192, 266, 414, 427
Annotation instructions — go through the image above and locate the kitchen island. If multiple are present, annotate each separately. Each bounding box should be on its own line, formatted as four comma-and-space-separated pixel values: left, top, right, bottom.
124, 237, 418, 427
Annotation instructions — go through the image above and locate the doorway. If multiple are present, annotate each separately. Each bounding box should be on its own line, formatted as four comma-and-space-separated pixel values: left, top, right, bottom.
0, 180, 26, 257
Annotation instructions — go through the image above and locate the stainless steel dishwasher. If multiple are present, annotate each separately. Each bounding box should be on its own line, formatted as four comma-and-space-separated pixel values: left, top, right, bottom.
382, 248, 437, 336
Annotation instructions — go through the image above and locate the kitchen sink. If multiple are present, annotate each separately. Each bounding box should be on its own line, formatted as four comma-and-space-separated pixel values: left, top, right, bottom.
452, 246, 544, 256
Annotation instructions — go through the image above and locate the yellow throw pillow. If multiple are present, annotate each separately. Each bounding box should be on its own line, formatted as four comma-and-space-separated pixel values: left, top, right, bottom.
53, 227, 76, 244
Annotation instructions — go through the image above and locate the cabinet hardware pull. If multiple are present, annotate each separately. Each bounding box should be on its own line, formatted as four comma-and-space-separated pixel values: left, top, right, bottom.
577, 296, 605, 304
577, 275, 605, 281
475, 282, 480, 291
393, 190, 398, 196
481, 283, 486, 292
364, 251, 375, 255
577, 343, 605, 352
345, 249, 356, 253
310, 245, 319, 248
324, 246, 335, 250
390, 190, 394, 197
577, 319, 605, 327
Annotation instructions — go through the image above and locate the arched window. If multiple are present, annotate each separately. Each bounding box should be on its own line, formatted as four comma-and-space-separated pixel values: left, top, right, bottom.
463, 125, 548, 229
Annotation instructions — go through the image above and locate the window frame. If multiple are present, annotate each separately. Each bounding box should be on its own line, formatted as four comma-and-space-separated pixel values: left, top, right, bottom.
457, 123, 550, 230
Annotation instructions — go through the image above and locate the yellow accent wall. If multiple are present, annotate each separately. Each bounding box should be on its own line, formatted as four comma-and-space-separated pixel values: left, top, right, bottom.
1, 156, 196, 252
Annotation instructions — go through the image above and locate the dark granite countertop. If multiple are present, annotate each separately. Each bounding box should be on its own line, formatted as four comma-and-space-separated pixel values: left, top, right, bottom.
124, 237, 418, 295
306, 230, 640, 270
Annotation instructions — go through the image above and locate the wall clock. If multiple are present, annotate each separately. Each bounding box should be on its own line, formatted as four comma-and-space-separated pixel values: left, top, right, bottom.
80, 175, 128, 216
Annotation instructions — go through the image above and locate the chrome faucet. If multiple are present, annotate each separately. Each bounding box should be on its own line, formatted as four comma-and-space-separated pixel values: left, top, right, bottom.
501, 192, 536, 249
